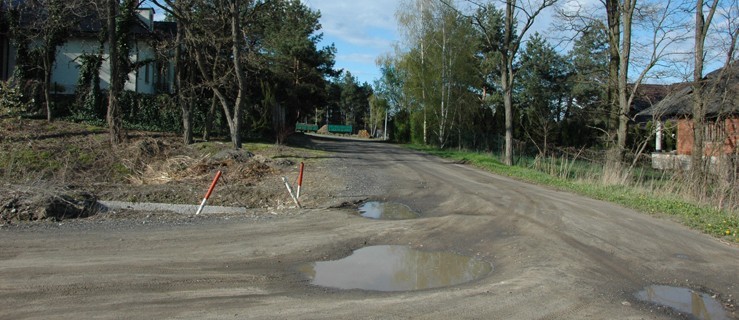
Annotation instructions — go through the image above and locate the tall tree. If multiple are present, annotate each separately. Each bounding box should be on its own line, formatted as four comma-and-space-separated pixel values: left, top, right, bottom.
395, 0, 479, 148
153, 0, 262, 149
517, 33, 570, 156
258, 0, 336, 142
336, 71, 371, 128
106, 0, 122, 144
558, 0, 692, 180
397, 0, 434, 144
690, 0, 721, 185
375, 55, 410, 141
368, 94, 389, 137
473, 0, 558, 165
171, 13, 194, 145
564, 21, 610, 147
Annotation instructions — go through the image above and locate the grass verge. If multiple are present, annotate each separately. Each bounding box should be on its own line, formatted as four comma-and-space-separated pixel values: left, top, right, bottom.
407, 144, 738, 243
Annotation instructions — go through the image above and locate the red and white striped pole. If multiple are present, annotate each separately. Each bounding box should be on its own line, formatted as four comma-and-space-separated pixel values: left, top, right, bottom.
297, 162, 305, 199
196, 170, 222, 215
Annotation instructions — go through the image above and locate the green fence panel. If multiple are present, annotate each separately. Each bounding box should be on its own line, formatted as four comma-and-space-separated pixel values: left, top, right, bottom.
295, 123, 319, 132
328, 124, 352, 133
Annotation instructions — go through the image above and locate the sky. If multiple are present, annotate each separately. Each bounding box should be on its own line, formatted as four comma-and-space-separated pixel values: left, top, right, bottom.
301, 0, 401, 85
147, 0, 734, 86
302, 0, 735, 86
302, 0, 565, 85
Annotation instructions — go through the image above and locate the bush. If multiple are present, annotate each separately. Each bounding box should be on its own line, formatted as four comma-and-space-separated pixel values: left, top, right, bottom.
0, 80, 29, 117
121, 92, 181, 132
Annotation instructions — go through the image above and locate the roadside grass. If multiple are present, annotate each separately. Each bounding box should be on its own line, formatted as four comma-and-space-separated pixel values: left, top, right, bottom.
407, 144, 738, 243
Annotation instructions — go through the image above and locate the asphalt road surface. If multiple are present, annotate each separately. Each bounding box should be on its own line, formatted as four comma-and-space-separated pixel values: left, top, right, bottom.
2, 136, 737, 319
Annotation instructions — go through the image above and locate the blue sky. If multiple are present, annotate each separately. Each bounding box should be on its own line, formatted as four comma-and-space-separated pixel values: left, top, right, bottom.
304, 0, 734, 86
147, 0, 734, 86
302, 0, 564, 85
302, 0, 401, 85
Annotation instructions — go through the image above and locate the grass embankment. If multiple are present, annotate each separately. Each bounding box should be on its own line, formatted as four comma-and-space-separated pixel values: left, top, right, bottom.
407, 145, 738, 243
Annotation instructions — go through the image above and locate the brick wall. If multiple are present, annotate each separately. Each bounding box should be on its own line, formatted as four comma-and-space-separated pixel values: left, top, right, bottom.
676, 117, 739, 156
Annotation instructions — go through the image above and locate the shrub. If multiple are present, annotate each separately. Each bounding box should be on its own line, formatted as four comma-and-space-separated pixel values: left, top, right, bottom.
0, 80, 28, 117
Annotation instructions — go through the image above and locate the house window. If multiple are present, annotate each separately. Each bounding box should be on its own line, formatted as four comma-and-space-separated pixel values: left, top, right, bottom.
145, 64, 150, 84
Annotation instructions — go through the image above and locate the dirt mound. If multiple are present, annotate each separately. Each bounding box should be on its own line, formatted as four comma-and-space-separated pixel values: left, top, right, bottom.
317, 125, 329, 134
1, 190, 100, 222
358, 130, 371, 139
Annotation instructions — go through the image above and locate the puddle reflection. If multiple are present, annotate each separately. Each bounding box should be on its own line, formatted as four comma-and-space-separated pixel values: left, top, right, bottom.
299, 245, 492, 291
636, 285, 730, 320
358, 201, 418, 220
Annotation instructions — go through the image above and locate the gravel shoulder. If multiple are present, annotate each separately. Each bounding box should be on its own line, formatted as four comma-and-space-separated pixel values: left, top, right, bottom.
1, 135, 737, 319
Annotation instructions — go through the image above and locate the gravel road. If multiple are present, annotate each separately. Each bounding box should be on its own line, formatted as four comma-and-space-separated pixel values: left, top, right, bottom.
1, 135, 737, 319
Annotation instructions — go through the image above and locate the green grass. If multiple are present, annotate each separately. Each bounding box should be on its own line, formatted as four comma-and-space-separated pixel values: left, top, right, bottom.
0, 148, 62, 177
407, 144, 738, 243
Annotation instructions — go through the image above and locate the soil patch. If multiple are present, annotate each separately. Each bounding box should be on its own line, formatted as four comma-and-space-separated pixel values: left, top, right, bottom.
0, 119, 336, 224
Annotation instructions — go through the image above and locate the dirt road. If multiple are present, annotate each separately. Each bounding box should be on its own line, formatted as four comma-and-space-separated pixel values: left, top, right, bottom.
2, 136, 737, 319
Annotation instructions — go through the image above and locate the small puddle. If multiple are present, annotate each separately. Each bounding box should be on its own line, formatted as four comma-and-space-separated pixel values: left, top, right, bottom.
358, 201, 418, 220
299, 245, 492, 291
635, 285, 730, 320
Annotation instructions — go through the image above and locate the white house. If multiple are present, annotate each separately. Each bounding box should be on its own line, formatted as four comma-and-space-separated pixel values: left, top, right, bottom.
1, 6, 175, 95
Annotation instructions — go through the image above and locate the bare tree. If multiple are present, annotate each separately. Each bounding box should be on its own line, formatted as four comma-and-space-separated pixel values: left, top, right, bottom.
471, 0, 558, 165
691, 0, 724, 190
153, 0, 259, 149
106, 0, 123, 144
558, 0, 692, 182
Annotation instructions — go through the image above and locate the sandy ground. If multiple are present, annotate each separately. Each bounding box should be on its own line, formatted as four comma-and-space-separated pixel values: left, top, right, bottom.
1, 135, 737, 319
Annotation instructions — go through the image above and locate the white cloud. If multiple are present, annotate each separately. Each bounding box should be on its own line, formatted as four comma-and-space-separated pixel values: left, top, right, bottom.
304, 0, 398, 49
302, 0, 400, 82
337, 53, 378, 65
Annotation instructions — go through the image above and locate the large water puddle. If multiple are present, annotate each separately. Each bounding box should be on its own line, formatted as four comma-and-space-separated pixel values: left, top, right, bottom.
299, 245, 492, 291
358, 201, 418, 220
635, 285, 730, 320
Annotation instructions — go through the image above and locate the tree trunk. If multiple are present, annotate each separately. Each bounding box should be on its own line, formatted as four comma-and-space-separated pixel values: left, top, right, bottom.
174, 20, 192, 145
421, 0, 428, 145
107, 0, 123, 145
188, 1, 247, 149
503, 77, 513, 165
44, 70, 52, 122
616, 0, 634, 160
691, 0, 719, 188
603, 0, 622, 174
230, 0, 246, 149
605, 0, 620, 137
502, 0, 515, 166
203, 94, 217, 141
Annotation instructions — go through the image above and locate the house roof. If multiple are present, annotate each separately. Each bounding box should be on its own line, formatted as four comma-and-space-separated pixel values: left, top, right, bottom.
637, 62, 739, 119
3, 3, 162, 38
631, 83, 674, 115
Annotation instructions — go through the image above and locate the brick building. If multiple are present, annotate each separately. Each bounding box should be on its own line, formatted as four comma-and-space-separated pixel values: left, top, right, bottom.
637, 63, 739, 169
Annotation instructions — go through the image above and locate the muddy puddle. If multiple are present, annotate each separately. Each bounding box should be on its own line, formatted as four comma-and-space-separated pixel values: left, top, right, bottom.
358, 201, 418, 220
299, 245, 492, 291
635, 285, 730, 320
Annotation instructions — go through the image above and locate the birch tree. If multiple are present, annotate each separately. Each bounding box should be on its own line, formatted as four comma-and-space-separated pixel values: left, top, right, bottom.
397, 0, 434, 144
